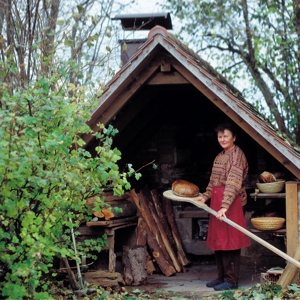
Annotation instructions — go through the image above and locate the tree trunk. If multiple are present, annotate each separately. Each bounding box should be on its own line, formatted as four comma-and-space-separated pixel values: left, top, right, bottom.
122, 245, 147, 286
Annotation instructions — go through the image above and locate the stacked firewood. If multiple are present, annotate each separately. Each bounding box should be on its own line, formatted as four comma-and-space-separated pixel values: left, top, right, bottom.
130, 186, 190, 277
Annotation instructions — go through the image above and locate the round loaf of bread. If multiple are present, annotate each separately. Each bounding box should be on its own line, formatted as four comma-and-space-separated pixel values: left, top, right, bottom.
172, 179, 199, 197
259, 171, 276, 183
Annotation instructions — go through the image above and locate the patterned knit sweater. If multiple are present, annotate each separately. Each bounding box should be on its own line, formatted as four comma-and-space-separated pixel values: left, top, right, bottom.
202, 145, 248, 209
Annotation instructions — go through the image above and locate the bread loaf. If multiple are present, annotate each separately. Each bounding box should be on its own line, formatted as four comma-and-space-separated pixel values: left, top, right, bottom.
172, 179, 199, 197
259, 171, 276, 183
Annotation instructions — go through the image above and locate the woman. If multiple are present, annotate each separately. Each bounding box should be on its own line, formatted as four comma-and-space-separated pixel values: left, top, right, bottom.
197, 123, 250, 291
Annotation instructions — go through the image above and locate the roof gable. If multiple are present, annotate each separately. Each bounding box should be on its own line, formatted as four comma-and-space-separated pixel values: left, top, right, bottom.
85, 25, 300, 178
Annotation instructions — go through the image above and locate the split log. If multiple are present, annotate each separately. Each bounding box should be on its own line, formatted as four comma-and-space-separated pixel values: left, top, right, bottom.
133, 188, 176, 268
136, 217, 147, 246
84, 270, 124, 287
145, 221, 176, 276
151, 189, 183, 271
163, 196, 191, 266
151, 189, 175, 248
136, 217, 157, 274
146, 250, 157, 274
148, 197, 182, 272
122, 245, 147, 286
130, 189, 176, 276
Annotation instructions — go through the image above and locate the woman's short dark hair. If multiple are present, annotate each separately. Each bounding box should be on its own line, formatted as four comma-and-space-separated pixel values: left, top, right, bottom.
214, 123, 237, 137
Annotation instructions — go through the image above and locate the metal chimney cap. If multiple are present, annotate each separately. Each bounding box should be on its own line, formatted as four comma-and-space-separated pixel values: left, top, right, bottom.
111, 12, 172, 30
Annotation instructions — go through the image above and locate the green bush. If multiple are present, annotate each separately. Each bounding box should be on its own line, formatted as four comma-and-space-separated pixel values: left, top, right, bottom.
0, 71, 137, 299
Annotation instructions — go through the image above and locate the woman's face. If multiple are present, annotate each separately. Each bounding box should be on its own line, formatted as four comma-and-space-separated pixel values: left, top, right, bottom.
217, 129, 236, 152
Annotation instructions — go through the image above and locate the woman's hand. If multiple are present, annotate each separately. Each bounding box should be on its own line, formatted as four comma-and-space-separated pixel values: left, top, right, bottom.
216, 208, 227, 221
196, 196, 206, 203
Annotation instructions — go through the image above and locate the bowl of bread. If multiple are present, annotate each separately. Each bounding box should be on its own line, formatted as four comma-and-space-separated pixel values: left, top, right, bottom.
256, 171, 285, 193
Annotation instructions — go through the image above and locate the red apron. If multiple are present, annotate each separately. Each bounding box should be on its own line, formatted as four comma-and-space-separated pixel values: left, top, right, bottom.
206, 186, 250, 251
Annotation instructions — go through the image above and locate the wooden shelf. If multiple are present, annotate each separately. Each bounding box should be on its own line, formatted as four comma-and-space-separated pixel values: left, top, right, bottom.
250, 193, 286, 199
174, 210, 209, 219
250, 228, 286, 234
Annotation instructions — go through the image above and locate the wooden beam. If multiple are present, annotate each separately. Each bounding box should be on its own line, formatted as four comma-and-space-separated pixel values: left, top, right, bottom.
171, 60, 300, 178
160, 59, 171, 72
147, 71, 189, 85
86, 216, 138, 227
285, 182, 300, 257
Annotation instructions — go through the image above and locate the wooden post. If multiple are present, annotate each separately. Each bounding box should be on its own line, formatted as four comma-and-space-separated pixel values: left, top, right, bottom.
105, 228, 116, 272
285, 182, 300, 257
277, 244, 300, 289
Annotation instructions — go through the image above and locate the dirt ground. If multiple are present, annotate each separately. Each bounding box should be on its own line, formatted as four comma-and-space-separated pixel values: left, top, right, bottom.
126, 259, 266, 298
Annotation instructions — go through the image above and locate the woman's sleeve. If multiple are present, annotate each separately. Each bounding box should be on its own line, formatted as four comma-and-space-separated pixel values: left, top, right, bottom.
202, 159, 216, 200
221, 150, 248, 209
202, 180, 213, 201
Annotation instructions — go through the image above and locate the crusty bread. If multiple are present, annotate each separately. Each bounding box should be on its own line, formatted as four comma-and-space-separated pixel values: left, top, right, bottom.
172, 179, 199, 197
259, 171, 276, 183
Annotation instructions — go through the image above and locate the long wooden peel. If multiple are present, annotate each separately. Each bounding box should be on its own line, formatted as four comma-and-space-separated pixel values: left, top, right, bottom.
163, 190, 300, 269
